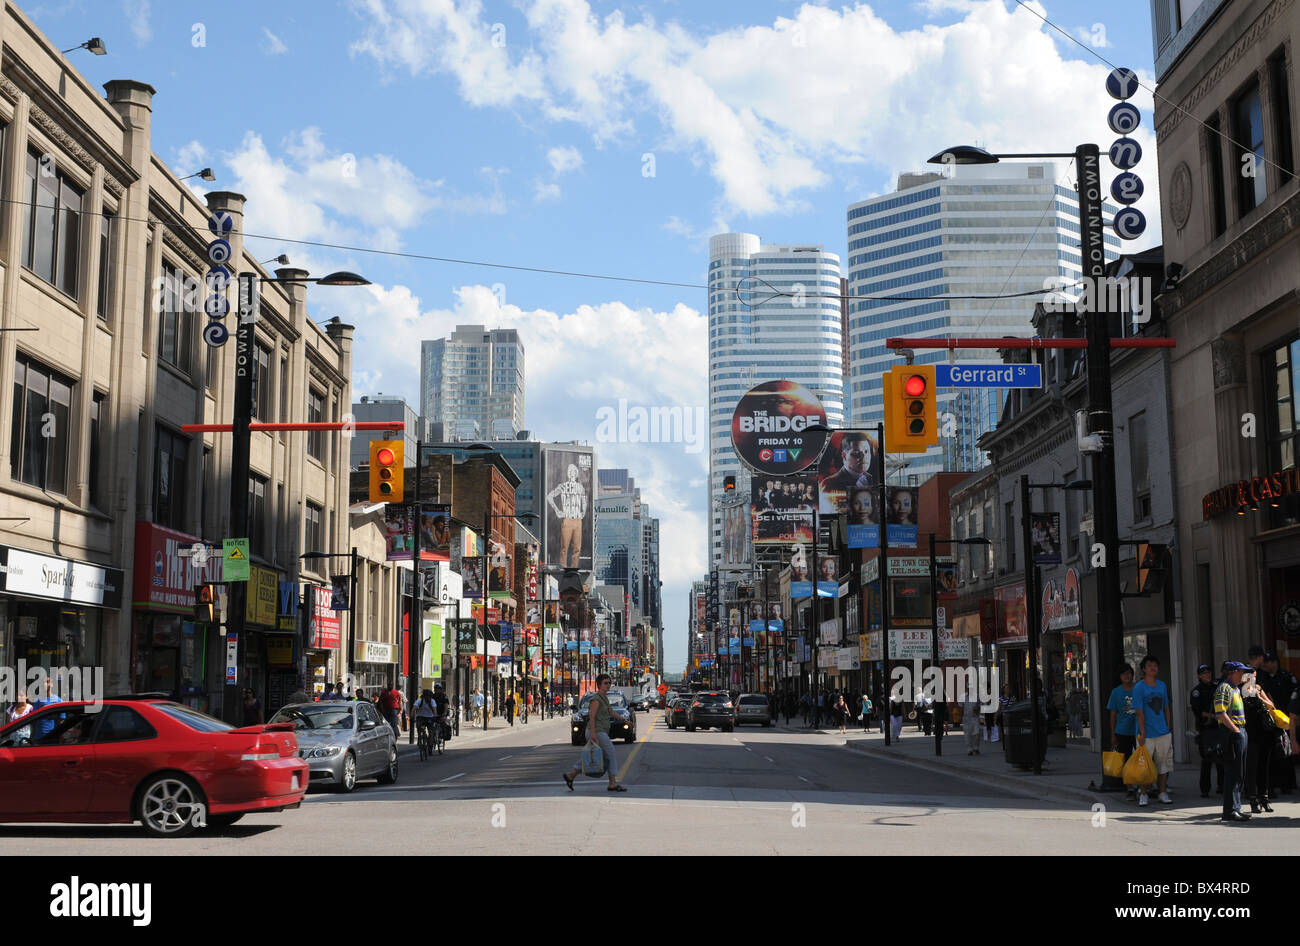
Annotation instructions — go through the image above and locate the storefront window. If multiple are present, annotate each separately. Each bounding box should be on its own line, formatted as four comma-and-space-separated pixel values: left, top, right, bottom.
2, 598, 101, 672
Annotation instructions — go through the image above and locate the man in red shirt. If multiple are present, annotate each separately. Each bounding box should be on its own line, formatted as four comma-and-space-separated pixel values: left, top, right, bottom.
381, 685, 402, 739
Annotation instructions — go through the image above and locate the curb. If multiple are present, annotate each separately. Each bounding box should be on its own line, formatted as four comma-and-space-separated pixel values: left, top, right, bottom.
394, 716, 569, 757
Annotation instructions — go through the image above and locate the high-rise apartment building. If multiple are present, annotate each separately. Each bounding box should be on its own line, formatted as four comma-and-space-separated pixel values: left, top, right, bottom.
845, 164, 1120, 480
707, 234, 844, 566
419, 325, 524, 442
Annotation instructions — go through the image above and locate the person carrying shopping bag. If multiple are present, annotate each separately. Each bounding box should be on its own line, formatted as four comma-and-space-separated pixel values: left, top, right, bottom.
562, 674, 627, 793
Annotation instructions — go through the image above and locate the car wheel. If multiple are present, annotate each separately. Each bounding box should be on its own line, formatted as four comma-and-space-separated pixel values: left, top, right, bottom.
338, 751, 358, 793
376, 745, 399, 784
626, 734, 636, 744
206, 813, 244, 829
686, 724, 695, 732
138, 774, 204, 838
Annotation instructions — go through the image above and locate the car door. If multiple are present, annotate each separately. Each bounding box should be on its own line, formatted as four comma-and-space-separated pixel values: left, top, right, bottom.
88, 705, 161, 816
0, 706, 98, 816
355, 704, 383, 775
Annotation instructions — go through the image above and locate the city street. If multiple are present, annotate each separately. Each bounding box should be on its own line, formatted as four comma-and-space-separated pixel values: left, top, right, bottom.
6, 711, 1296, 856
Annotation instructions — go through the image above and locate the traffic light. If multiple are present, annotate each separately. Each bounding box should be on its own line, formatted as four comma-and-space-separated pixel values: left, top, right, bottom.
1136, 543, 1166, 594
369, 439, 405, 503
194, 584, 216, 624
884, 364, 937, 454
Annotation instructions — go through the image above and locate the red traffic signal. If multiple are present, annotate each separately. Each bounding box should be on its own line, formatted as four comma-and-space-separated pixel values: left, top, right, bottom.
369, 440, 405, 502
903, 374, 927, 397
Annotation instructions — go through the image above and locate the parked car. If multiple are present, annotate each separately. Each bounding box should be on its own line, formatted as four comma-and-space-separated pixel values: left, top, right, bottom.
686, 692, 735, 732
0, 696, 308, 837
570, 691, 637, 745
268, 701, 398, 793
735, 693, 772, 727
665, 697, 692, 729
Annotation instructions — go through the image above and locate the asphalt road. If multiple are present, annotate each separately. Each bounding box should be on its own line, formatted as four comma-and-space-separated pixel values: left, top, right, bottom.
5, 710, 1298, 854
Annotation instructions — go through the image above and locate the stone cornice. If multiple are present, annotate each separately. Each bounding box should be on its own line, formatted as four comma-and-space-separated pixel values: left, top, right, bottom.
1155, 0, 1295, 140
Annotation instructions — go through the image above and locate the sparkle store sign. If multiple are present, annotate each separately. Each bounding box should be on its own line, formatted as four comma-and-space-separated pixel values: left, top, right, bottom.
1105, 67, 1146, 241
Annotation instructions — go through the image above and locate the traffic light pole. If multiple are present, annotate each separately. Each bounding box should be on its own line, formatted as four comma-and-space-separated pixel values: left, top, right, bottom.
407, 441, 422, 744
879, 422, 892, 746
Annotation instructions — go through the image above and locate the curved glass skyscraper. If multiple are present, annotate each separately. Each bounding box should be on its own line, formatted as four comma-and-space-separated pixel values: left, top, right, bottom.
707, 233, 844, 566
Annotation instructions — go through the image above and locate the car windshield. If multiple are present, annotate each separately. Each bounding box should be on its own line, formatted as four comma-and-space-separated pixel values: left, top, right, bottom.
154, 703, 235, 733
739, 696, 767, 705
696, 694, 728, 704
577, 692, 627, 712
269, 705, 355, 731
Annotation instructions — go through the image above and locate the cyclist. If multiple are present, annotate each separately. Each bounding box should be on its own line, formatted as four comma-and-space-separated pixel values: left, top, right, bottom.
414, 689, 439, 754
432, 683, 451, 744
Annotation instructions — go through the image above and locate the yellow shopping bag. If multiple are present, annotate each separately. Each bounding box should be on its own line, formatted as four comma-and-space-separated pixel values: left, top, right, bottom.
1122, 745, 1156, 786
1271, 708, 1291, 730
1102, 750, 1125, 779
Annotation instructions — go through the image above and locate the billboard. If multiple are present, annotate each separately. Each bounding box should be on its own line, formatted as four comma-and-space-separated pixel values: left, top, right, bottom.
722, 499, 749, 565
730, 380, 829, 476
1031, 512, 1062, 565
751, 474, 816, 546
885, 485, 918, 548
543, 448, 593, 570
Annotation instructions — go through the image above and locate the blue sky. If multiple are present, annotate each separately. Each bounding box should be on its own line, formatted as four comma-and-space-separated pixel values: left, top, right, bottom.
34, 0, 1161, 673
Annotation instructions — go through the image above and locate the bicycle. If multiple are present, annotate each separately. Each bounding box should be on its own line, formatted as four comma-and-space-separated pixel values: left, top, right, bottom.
417, 716, 436, 761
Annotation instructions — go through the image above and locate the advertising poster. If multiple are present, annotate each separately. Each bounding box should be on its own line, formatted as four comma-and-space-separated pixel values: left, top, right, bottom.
722, 500, 749, 565
885, 486, 918, 548
751, 474, 817, 545
818, 430, 882, 514
384, 504, 414, 561
417, 504, 452, 561
936, 561, 959, 598
729, 380, 829, 476
487, 537, 511, 594
543, 448, 593, 570
1031, 512, 1062, 565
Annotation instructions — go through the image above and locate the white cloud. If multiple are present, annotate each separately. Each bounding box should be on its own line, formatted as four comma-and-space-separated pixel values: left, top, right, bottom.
547, 145, 584, 175
175, 140, 207, 172
122, 0, 151, 45
350, 0, 1160, 233
263, 27, 289, 55
533, 178, 562, 202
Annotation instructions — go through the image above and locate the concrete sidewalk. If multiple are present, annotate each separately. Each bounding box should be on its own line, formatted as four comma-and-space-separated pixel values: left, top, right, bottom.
772, 718, 1206, 807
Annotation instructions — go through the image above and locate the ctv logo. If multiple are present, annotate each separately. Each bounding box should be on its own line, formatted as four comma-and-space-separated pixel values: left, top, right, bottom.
773, 449, 788, 463
759, 449, 774, 463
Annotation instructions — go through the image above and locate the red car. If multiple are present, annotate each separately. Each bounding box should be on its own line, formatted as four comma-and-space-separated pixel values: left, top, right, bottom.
0, 696, 308, 837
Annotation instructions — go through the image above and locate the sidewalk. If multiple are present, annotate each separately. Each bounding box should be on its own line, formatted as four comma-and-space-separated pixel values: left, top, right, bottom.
394, 712, 569, 757
773, 717, 1205, 807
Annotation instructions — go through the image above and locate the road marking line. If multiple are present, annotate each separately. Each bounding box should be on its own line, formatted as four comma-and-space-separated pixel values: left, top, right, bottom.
798, 776, 809, 782
616, 721, 656, 783
499, 755, 513, 760
744, 747, 753, 752
764, 756, 774, 763
441, 772, 466, 782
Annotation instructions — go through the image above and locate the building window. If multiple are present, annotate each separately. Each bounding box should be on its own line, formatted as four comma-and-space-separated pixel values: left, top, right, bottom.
96, 212, 116, 321
157, 263, 195, 375
1005, 500, 1016, 571
10, 354, 73, 494
22, 150, 83, 297
201, 446, 211, 541
248, 474, 268, 557
1234, 80, 1267, 215
1129, 411, 1151, 522
1266, 338, 1300, 528
1270, 49, 1295, 185
255, 343, 272, 419
88, 391, 106, 510
983, 501, 995, 575
154, 426, 189, 531
1206, 115, 1228, 238
305, 502, 323, 556
278, 355, 289, 442
307, 388, 324, 461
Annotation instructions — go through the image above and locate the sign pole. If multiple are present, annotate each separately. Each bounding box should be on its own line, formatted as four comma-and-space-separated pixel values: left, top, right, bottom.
879, 421, 892, 747
1021, 474, 1045, 775
223, 273, 257, 723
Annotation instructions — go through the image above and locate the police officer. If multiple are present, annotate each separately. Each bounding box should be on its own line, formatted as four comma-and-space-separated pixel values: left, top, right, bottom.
1261, 653, 1298, 794
1189, 663, 1223, 798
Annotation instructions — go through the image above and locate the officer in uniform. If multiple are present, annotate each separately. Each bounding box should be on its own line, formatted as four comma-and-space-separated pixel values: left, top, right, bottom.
1262, 653, 1298, 794
1189, 663, 1223, 797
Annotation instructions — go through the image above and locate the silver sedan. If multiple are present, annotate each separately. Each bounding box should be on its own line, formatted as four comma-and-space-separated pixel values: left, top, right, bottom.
268, 701, 399, 793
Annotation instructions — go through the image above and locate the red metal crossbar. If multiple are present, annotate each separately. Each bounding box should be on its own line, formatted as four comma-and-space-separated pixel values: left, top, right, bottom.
885, 337, 1177, 350
181, 421, 405, 433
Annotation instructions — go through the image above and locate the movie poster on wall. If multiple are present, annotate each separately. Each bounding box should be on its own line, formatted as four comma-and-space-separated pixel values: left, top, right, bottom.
543, 449, 593, 570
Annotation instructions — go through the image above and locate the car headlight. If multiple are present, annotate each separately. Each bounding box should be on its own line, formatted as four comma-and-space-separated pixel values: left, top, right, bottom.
310, 746, 343, 758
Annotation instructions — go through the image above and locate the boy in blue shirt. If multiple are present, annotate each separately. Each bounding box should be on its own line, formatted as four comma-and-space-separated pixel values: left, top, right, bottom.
1134, 655, 1173, 806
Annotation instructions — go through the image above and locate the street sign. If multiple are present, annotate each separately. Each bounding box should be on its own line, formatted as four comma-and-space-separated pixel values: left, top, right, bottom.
935, 363, 1041, 388
208, 211, 235, 236
937, 606, 946, 629
223, 538, 249, 582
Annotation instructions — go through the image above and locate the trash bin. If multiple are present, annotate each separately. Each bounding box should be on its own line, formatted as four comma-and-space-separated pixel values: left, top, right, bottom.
1002, 699, 1047, 769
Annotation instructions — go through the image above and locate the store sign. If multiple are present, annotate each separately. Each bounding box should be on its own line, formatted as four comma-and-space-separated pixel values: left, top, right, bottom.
863, 557, 879, 584
311, 586, 341, 650
355, 640, 396, 664
1202, 466, 1300, 520
888, 557, 932, 577
133, 522, 222, 612
836, 647, 860, 671
266, 636, 294, 667
277, 581, 299, 631
995, 584, 1027, 644
245, 566, 278, 626
0, 545, 123, 609
938, 627, 970, 661
889, 629, 932, 660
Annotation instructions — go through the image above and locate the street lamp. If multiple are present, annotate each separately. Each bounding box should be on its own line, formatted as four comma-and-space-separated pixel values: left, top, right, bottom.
928, 142, 1125, 774
61, 37, 106, 55
1020, 476, 1093, 775
926, 535, 990, 757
